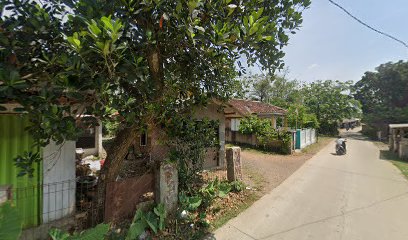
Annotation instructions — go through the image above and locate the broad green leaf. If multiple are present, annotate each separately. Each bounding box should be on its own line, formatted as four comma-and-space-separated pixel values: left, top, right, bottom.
126, 221, 147, 240
101, 16, 113, 30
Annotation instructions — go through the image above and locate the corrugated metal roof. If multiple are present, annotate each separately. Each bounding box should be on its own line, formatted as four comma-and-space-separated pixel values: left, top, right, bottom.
0, 114, 42, 228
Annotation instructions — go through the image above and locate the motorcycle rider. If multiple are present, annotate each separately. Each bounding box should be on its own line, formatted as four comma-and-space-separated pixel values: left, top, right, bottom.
336, 135, 347, 154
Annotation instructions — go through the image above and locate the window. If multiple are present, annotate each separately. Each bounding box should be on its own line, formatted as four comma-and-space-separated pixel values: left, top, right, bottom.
140, 132, 148, 146
230, 118, 241, 132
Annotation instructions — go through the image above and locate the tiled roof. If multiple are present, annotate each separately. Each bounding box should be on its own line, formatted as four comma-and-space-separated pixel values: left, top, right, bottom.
228, 99, 287, 116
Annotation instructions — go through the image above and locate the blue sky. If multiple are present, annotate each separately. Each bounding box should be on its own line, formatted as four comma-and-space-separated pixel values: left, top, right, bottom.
261, 0, 408, 83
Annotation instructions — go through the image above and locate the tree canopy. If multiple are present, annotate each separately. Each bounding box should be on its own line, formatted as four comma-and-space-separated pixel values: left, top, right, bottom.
303, 80, 361, 134
0, 0, 311, 178
354, 61, 408, 126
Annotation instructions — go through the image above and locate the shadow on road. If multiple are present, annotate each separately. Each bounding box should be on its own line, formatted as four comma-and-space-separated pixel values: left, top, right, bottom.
379, 150, 405, 163
340, 131, 372, 142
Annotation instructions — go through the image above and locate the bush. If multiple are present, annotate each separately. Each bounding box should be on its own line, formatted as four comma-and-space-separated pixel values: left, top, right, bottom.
279, 131, 292, 154
318, 121, 338, 136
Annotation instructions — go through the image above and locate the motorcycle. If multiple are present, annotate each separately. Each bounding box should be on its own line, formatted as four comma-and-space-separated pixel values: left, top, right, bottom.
336, 141, 347, 155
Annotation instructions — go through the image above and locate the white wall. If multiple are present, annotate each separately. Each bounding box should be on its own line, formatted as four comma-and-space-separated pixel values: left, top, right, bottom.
42, 141, 76, 223
298, 129, 317, 149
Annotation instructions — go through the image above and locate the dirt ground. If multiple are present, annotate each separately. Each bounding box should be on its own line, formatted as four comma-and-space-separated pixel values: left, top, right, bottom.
241, 137, 335, 193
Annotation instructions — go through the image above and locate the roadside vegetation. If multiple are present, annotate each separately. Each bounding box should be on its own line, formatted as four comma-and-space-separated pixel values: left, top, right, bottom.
375, 142, 408, 179
354, 61, 408, 138
301, 136, 336, 154
235, 74, 361, 136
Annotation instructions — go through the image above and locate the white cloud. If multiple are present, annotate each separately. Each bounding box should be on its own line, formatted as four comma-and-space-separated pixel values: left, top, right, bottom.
307, 63, 320, 70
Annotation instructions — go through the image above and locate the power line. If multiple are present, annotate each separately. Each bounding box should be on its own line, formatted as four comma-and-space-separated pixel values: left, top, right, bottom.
327, 0, 408, 49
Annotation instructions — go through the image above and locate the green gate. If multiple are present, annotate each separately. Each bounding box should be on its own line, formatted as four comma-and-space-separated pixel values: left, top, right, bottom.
0, 114, 42, 228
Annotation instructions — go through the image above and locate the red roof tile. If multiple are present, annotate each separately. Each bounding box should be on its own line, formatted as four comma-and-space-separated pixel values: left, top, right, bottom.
228, 99, 287, 116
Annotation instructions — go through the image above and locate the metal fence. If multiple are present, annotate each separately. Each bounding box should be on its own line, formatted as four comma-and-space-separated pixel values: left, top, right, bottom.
8, 178, 102, 240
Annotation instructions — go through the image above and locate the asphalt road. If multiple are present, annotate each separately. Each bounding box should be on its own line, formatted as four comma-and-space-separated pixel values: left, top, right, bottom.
213, 130, 408, 240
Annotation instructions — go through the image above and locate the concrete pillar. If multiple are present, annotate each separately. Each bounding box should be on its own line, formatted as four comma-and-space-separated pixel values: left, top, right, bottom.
96, 119, 103, 157
271, 115, 277, 129
218, 120, 226, 168
155, 163, 178, 214
226, 147, 242, 182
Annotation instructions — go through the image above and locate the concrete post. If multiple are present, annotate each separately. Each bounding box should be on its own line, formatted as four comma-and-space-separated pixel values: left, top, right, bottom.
226, 147, 242, 182
155, 163, 178, 214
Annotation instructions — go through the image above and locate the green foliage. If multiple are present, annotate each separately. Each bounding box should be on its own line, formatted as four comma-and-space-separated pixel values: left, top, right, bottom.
0, 202, 22, 240
286, 104, 319, 129
165, 116, 219, 191
126, 203, 167, 239
13, 151, 41, 177
179, 193, 203, 211
239, 116, 278, 148
49, 224, 110, 240
239, 116, 276, 138
230, 181, 245, 192
354, 61, 408, 126
279, 131, 293, 155
303, 80, 360, 135
1, 0, 311, 176
176, 178, 243, 238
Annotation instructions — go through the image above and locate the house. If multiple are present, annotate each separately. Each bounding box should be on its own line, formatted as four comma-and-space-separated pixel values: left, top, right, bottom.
131, 101, 226, 169
389, 124, 408, 160
0, 103, 76, 229
224, 99, 288, 143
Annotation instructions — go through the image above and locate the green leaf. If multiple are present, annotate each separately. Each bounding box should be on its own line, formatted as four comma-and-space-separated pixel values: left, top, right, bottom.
143, 212, 158, 234
49, 228, 70, 240
187, 196, 202, 210
88, 21, 101, 36
0, 202, 22, 240
69, 223, 109, 240
194, 26, 205, 32
126, 221, 147, 240
101, 16, 113, 30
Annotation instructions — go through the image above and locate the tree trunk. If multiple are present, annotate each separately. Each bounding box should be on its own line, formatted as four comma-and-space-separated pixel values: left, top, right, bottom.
146, 46, 164, 97
94, 124, 139, 222
94, 45, 164, 223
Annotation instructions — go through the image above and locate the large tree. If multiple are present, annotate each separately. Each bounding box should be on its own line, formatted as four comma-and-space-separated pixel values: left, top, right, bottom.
303, 80, 361, 135
354, 61, 408, 125
1, 0, 311, 217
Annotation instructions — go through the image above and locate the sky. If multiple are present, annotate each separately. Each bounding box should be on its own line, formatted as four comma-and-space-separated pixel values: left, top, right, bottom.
257, 0, 408, 83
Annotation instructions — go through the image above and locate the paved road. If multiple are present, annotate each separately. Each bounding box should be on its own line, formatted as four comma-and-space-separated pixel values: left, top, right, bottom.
213, 130, 408, 240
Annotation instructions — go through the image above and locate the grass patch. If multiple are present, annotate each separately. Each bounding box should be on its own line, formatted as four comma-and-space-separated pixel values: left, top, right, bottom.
301, 136, 335, 154
210, 192, 259, 230
379, 149, 408, 179
390, 160, 408, 179
209, 166, 265, 231
226, 143, 281, 155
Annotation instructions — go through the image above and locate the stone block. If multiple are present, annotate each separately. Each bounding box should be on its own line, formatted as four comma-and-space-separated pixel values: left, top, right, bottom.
155, 163, 178, 214
226, 147, 242, 182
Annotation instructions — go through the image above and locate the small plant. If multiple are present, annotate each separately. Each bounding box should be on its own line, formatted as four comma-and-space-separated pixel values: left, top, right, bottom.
14, 151, 42, 177
49, 223, 110, 240
230, 181, 245, 192
126, 203, 167, 239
